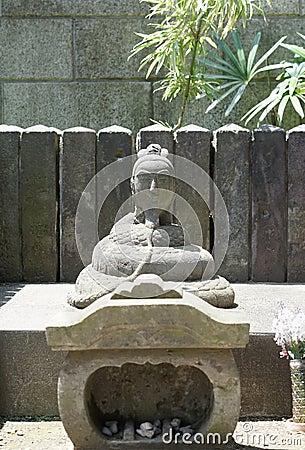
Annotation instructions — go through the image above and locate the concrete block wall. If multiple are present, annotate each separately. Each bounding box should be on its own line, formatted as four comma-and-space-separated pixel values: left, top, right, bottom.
0, 0, 152, 131
0, 1, 304, 131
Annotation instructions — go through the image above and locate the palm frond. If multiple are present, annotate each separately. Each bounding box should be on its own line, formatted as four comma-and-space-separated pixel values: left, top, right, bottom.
205, 30, 286, 117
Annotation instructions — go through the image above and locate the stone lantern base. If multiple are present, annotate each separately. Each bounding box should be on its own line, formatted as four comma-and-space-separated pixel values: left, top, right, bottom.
46, 275, 249, 449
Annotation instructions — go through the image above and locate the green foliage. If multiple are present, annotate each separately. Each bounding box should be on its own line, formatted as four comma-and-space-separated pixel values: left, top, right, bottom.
242, 33, 305, 125
200, 30, 305, 126
242, 62, 305, 125
204, 30, 286, 116
130, 0, 270, 128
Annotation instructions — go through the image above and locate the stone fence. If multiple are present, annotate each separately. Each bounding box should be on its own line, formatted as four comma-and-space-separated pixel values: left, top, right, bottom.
1, 123, 304, 284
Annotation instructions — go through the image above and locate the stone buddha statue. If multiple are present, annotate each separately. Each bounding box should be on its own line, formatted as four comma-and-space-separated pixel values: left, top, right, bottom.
68, 144, 234, 308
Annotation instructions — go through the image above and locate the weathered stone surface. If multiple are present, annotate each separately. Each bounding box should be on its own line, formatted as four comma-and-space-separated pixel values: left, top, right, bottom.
2, 0, 149, 16
174, 125, 211, 250
251, 125, 287, 282
21, 126, 60, 281
57, 348, 240, 448
136, 124, 174, 153
4, 82, 152, 131
112, 274, 182, 299
0, 19, 73, 80
60, 127, 96, 282
75, 17, 147, 79
97, 126, 133, 168
46, 287, 249, 350
102, 426, 112, 437
257, 0, 299, 16
301, 1, 305, 15
89, 365, 210, 435
0, 0, 297, 17
234, 334, 292, 418
214, 124, 250, 282
0, 331, 66, 415
0, 126, 23, 282
0, 284, 70, 415
97, 126, 133, 239
123, 420, 135, 440
287, 125, 305, 282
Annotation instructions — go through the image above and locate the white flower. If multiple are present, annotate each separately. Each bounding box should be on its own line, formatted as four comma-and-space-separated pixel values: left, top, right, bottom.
272, 302, 305, 345
290, 308, 305, 342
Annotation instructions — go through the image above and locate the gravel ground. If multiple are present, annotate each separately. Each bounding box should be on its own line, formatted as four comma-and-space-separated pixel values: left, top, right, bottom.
0, 419, 304, 449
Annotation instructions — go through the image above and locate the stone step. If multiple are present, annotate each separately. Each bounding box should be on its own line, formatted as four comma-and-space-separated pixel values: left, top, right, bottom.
0, 282, 304, 417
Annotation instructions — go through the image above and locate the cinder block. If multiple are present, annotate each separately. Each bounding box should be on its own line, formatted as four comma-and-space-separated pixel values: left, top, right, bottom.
251, 125, 287, 282
237, 18, 305, 68
214, 125, 251, 282
97, 126, 133, 239
287, 125, 305, 282
2, 0, 149, 16
174, 125, 211, 250
0, 19, 73, 80
75, 17, 148, 79
20, 125, 60, 282
4, 81, 152, 132
258, 0, 299, 16
152, 88, 208, 133
60, 128, 96, 282
0, 126, 23, 282
301, 1, 305, 15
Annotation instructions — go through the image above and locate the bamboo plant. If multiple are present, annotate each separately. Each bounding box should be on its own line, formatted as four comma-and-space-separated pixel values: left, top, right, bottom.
130, 0, 271, 129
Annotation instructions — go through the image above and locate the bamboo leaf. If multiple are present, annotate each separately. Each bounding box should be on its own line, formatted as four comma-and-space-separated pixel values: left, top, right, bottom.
206, 84, 240, 113
215, 34, 242, 69
255, 62, 291, 75
242, 91, 279, 124
289, 77, 298, 96
290, 96, 305, 118
225, 84, 247, 116
252, 36, 287, 73
247, 32, 261, 74
232, 30, 247, 72
258, 97, 281, 123
281, 43, 305, 60
277, 96, 289, 124
204, 57, 240, 74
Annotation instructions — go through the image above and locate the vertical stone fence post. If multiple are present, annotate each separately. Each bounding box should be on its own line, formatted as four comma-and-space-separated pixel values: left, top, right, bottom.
0, 123, 304, 283
20, 125, 60, 282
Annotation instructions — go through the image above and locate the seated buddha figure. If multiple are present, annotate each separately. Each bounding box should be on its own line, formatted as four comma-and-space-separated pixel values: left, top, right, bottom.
68, 144, 234, 308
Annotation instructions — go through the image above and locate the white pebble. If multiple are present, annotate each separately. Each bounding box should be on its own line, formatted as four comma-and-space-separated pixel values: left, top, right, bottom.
102, 426, 112, 437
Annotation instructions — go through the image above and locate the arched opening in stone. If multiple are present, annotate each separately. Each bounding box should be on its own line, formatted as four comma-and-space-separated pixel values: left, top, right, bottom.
85, 362, 214, 439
